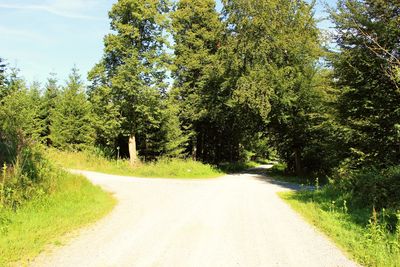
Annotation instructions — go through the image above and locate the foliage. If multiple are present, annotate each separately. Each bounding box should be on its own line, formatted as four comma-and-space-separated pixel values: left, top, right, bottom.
0, 81, 43, 164
89, 0, 170, 161
49, 68, 95, 149
331, 0, 400, 168
0, 58, 6, 93
0, 169, 115, 266
40, 73, 60, 146
171, 0, 226, 162
87, 63, 121, 150
50, 67, 95, 150
334, 166, 400, 210
159, 96, 188, 158
0, 145, 52, 210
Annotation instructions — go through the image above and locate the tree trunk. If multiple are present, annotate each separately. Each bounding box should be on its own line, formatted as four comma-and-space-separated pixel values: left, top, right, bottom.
129, 134, 138, 165
294, 148, 302, 176
192, 139, 197, 161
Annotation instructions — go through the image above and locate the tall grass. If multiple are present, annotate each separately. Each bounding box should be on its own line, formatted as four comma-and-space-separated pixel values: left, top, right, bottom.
0, 169, 115, 266
46, 149, 223, 179
0, 145, 115, 265
280, 188, 400, 267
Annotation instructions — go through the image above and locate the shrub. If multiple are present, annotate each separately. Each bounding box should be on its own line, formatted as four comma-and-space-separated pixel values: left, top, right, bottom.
335, 166, 400, 210
0, 145, 55, 210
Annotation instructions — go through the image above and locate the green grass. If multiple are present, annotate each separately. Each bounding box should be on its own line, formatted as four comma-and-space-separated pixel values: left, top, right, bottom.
0, 170, 116, 266
279, 189, 400, 267
46, 149, 223, 179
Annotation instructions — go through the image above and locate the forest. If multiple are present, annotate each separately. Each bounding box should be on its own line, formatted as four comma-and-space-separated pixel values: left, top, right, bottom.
0, 0, 399, 265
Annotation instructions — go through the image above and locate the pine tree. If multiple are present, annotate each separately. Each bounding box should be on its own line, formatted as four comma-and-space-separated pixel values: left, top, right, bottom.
41, 73, 60, 146
50, 67, 95, 150
0, 58, 5, 90
160, 95, 188, 157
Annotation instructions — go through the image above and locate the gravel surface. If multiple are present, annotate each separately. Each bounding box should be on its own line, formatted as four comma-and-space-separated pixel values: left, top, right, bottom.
31, 169, 359, 267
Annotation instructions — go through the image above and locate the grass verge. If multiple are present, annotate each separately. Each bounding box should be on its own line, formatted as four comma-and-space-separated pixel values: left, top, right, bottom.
0, 170, 115, 266
279, 189, 400, 267
46, 149, 223, 179
216, 161, 259, 173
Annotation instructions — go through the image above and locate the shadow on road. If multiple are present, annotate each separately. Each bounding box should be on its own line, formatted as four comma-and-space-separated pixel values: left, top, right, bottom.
240, 165, 315, 191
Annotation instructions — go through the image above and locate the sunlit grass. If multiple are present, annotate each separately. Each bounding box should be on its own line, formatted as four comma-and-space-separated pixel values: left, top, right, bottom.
0, 170, 115, 266
46, 149, 224, 179
280, 189, 400, 267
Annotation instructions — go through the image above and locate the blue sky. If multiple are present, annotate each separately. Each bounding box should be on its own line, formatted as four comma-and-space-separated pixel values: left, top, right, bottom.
0, 0, 336, 86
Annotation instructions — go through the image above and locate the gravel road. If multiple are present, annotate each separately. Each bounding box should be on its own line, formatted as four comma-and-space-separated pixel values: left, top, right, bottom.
32, 168, 358, 267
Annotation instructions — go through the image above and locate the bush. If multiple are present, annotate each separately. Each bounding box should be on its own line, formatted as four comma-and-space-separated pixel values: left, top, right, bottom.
1, 145, 55, 210
335, 166, 400, 210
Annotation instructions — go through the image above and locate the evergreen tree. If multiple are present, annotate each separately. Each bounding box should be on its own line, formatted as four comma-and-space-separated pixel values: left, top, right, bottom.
0, 74, 42, 161
50, 67, 95, 150
88, 63, 121, 151
0, 67, 24, 101
172, 0, 235, 162
90, 0, 169, 164
159, 94, 188, 157
41, 73, 60, 146
0, 58, 5, 90
331, 0, 400, 167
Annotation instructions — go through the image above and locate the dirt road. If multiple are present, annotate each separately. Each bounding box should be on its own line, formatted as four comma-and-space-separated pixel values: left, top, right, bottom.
32, 168, 358, 267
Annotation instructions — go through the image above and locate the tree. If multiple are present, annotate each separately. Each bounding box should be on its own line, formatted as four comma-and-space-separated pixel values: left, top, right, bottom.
90, 0, 169, 164
50, 67, 95, 150
221, 0, 327, 174
88, 64, 121, 151
331, 0, 400, 167
0, 67, 24, 102
159, 94, 188, 157
0, 58, 6, 89
40, 73, 60, 146
0, 75, 42, 162
172, 0, 239, 162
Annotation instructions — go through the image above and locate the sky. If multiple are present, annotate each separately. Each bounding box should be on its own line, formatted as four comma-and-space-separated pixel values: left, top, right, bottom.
0, 0, 337, 86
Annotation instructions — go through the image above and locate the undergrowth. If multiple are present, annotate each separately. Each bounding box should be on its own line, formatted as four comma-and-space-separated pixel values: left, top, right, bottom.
0, 152, 115, 266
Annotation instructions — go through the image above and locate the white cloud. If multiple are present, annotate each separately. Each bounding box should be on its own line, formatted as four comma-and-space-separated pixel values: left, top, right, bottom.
0, 0, 105, 20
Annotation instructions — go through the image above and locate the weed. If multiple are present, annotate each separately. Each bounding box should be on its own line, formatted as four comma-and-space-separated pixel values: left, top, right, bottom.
280, 189, 400, 267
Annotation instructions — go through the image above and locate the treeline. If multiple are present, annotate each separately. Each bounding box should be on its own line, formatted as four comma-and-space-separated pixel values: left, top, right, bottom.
0, 0, 399, 209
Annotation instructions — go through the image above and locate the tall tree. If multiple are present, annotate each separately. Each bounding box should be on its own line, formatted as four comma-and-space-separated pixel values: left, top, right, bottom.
90, 0, 169, 164
50, 67, 95, 150
0, 74, 42, 161
88, 64, 121, 151
222, 0, 326, 174
172, 0, 237, 162
331, 0, 400, 167
41, 73, 60, 146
